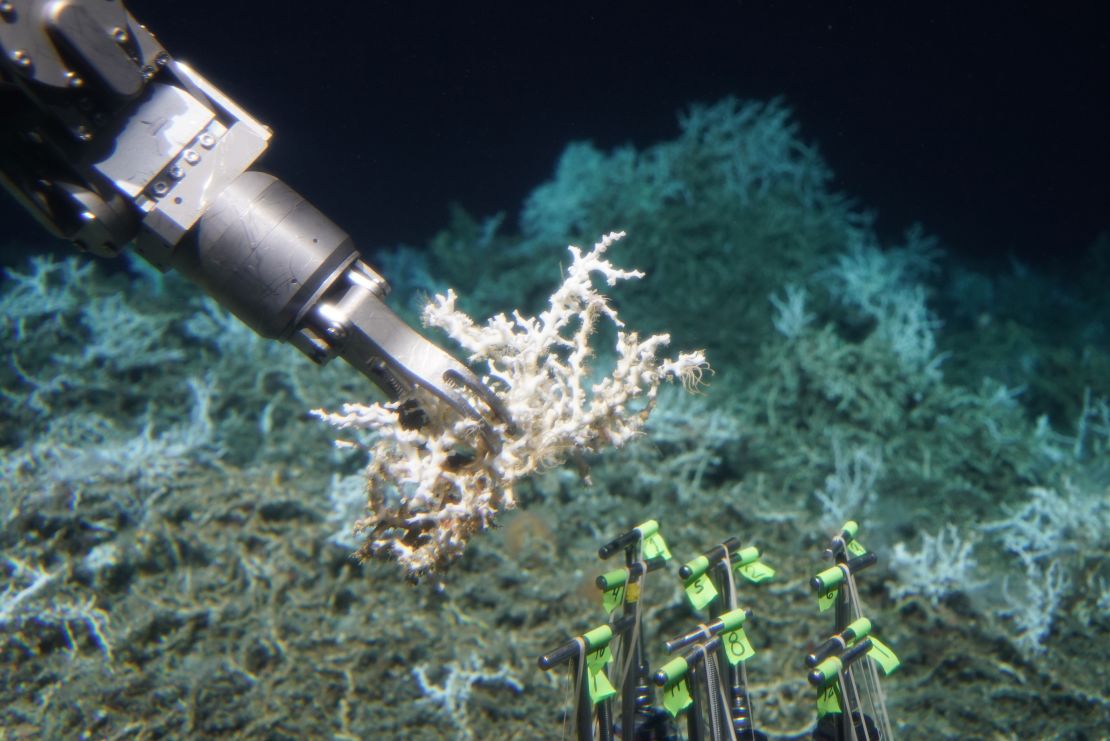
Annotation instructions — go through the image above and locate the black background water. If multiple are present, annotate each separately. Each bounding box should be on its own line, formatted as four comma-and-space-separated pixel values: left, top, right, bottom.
3, 1, 1107, 268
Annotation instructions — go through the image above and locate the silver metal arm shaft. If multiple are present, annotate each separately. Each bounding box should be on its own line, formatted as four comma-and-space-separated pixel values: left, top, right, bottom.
0, 0, 509, 429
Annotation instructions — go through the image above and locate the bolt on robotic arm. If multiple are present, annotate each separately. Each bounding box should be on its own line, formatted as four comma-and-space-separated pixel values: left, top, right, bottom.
0, 0, 508, 436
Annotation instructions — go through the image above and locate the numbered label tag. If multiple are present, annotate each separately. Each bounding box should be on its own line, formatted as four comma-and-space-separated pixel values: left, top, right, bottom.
818, 585, 839, 612
722, 628, 755, 665
602, 584, 625, 614
846, 539, 867, 557
662, 677, 693, 718
643, 532, 672, 561
586, 645, 611, 673
736, 560, 775, 584
684, 573, 718, 611
587, 666, 617, 705
867, 636, 900, 675
586, 646, 617, 705
816, 680, 843, 717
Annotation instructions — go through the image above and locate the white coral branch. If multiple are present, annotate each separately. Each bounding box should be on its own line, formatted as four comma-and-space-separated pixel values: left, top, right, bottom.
314, 232, 708, 575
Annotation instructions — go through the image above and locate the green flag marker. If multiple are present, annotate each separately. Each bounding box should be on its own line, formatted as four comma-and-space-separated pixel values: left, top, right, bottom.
734, 546, 760, 566
718, 608, 748, 632
598, 568, 628, 614
814, 565, 845, 592
586, 646, 617, 704
636, 520, 672, 561
643, 532, 671, 561
814, 565, 844, 612
602, 584, 625, 614
722, 628, 756, 665
736, 560, 775, 583
586, 644, 612, 673
663, 677, 693, 717
656, 655, 689, 686
684, 572, 718, 611
733, 547, 775, 583
811, 656, 843, 687
867, 636, 900, 675
588, 668, 617, 704
840, 520, 867, 556
597, 568, 627, 591
845, 617, 872, 640
582, 624, 613, 651
816, 680, 843, 717
683, 554, 710, 580
657, 655, 693, 716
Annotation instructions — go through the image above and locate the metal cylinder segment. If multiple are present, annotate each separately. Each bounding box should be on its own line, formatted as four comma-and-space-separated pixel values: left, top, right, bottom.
174, 171, 359, 339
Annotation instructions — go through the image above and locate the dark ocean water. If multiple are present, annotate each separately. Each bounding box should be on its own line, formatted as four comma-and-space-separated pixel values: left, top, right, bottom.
3, 3, 1108, 267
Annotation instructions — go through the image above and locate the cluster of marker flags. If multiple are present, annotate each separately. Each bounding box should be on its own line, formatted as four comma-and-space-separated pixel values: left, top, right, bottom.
539, 520, 900, 741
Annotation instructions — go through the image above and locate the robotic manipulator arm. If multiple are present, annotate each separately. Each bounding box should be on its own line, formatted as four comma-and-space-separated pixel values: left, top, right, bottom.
0, 0, 508, 435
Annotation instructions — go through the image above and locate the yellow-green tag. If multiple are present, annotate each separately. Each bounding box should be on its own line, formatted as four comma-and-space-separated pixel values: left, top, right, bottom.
818, 584, 838, 612
602, 584, 625, 614
586, 645, 611, 673
586, 646, 617, 705
816, 680, 842, 717
587, 666, 617, 704
867, 636, 900, 675
625, 581, 641, 604
846, 539, 867, 557
722, 628, 755, 665
736, 560, 776, 584
662, 677, 693, 717
643, 531, 672, 561
684, 573, 718, 611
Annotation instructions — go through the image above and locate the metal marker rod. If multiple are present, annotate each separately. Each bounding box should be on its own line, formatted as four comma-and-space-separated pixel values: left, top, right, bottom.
594, 556, 668, 591
823, 520, 861, 560
538, 616, 636, 670
806, 617, 874, 668
678, 537, 742, 579
665, 609, 752, 654
598, 529, 641, 560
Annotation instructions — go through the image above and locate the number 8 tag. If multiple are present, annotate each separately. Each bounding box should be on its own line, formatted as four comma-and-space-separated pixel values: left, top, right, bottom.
723, 628, 755, 665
